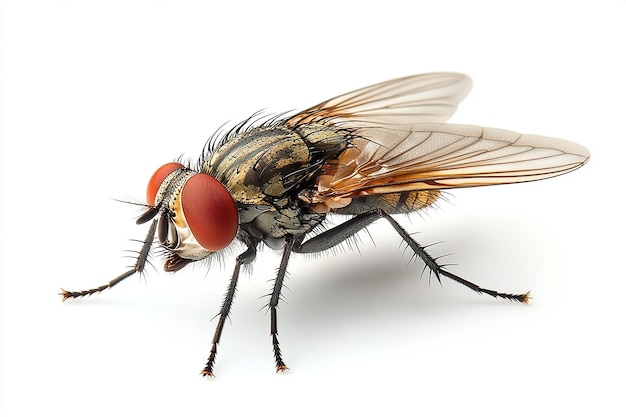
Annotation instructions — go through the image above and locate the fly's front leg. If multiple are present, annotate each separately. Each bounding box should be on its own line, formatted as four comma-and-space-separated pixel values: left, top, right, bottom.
295, 209, 529, 303
202, 242, 257, 377
60, 219, 158, 300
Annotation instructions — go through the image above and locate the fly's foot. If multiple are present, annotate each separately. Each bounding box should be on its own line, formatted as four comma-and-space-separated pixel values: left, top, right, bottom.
59, 287, 104, 301
276, 363, 289, 373
59, 289, 72, 302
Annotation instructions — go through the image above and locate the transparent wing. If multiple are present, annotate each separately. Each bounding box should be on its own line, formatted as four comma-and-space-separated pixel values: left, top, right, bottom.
284, 72, 472, 127
310, 123, 590, 207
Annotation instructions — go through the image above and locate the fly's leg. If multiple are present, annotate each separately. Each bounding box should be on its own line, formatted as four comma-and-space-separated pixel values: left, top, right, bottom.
295, 209, 529, 303
201, 243, 257, 377
268, 235, 297, 373
60, 219, 158, 301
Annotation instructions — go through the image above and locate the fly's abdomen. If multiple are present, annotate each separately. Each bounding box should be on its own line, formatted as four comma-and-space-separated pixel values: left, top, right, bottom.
334, 190, 440, 215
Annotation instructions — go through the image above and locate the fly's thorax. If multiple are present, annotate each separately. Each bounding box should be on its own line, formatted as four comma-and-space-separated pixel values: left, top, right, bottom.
204, 126, 310, 204
240, 201, 326, 241
199, 123, 349, 243
145, 163, 239, 264
203, 123, 350, 205
293, 123, 352, 152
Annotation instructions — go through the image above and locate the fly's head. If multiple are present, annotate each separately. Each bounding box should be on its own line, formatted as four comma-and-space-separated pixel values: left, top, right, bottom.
138, 162, 239, 271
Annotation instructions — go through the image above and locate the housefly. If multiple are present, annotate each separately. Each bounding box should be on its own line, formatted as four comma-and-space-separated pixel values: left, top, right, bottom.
61, 73, 590, 376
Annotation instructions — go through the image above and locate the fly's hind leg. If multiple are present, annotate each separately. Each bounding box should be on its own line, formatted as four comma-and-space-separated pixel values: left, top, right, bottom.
294, 209, 529, 303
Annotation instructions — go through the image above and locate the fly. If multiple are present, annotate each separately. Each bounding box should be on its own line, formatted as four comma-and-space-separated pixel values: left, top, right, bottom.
61, 73, 590, 376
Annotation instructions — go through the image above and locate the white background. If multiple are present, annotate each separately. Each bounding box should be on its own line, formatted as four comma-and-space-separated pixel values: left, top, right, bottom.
2, 1, 624, 416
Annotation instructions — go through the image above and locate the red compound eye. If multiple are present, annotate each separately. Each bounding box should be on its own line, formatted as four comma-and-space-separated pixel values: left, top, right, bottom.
146, 162, 184, 206
181, 174, 238, 251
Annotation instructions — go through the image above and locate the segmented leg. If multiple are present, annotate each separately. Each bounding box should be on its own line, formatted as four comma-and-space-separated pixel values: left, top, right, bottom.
268, 235, 297, 372
60, 219, 158, 301
201, 243, 257, 377
295, 209, 529, 303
